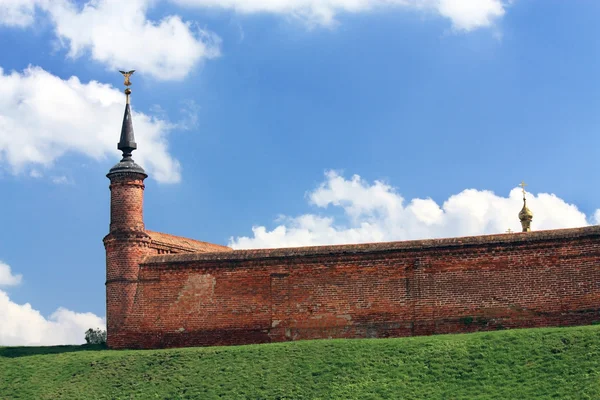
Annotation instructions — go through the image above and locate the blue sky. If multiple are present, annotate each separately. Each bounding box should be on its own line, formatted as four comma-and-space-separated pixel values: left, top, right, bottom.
0, 0, 599, 345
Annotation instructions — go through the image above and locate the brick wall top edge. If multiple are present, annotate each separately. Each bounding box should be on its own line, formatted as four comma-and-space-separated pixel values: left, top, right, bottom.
141, 225, 600, 266
146, 230, 233, 253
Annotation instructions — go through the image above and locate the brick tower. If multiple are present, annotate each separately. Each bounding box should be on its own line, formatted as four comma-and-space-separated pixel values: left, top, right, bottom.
103, 73, 151, 348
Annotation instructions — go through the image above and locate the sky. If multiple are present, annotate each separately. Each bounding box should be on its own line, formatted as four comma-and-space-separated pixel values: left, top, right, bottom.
0, 0, 599, 345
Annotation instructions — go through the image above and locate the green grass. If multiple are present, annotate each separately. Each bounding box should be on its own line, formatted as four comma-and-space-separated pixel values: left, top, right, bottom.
2, 325, 600, 399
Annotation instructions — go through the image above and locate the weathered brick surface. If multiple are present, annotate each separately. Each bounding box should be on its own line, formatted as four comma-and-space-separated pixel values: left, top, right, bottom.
108, 226, 600, 349
104, 171, 151, 349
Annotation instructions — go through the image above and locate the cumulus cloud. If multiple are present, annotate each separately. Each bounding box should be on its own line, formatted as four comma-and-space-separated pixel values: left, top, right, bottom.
0, 0, 506, 80
0, 261, 104, 346
437, 0, 505, 31
0, 0, 220, 81
172, 0, 507, 30
230, 171, 594, 249
0, 290, 105, 346
46, 0, 220, 81
0, 0, 40, 27
0, 65, 180, 183
0, 261, 22, 286
1, 0, 509, 32
594, 209, 600, 225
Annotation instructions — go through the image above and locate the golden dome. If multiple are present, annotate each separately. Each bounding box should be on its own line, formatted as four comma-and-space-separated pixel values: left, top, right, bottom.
519, 200, 533, 220
518, 181, 532, 232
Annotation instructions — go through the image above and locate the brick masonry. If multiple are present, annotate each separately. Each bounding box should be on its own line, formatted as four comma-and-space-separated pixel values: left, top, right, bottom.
106, 220, 600, 349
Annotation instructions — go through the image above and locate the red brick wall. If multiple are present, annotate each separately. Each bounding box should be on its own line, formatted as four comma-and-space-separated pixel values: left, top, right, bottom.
107, 175, 146, 232
104, 171, 151, 349
111, 227, 600, 349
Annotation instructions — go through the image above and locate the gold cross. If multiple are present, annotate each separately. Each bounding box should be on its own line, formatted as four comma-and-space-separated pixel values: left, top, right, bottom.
519, 181, 527, 196
506, 228, 513, 234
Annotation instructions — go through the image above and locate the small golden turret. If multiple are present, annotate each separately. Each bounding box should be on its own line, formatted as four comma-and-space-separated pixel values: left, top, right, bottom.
518, 181, 533, 232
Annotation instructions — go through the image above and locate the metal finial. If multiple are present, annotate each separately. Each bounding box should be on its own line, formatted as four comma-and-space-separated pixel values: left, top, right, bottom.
119, 70, 135, 104
117, 70, 137, 161
519, 181, 528, 199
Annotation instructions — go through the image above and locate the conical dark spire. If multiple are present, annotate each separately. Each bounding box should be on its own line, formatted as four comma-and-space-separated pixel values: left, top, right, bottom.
118, 102, 137, 161
108, 72, 146, 177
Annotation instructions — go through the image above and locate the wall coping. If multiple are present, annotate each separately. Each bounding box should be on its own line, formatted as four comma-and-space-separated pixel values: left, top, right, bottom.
141, 225, 600, 266
146, 230, 232, 253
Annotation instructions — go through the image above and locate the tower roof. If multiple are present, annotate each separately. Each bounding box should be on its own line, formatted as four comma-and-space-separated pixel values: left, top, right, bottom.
108, 71, 146, 177
118, 102, 137, 156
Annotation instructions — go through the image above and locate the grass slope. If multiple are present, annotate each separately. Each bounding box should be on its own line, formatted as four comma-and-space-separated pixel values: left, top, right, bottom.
1, 325, 600, 399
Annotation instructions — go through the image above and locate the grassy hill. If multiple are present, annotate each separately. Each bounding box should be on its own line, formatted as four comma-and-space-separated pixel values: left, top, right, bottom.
1, 325, 600, 399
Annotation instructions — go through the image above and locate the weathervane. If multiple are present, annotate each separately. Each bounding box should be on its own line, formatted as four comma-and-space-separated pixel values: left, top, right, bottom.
119, 70, 135, 104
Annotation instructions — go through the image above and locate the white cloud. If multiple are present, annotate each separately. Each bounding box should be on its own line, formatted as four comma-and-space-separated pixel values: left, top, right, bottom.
0, 261, 104, 346
0, 65, 181, 183
0, 0, 506, 81
230, 171, 594, 249
594, 209, 600, 225
51, 175, 70, 185
0, 289, 105, 346
172, 0, 508, 30
0, 0, 220, 81
0, 262, 106, 346
47, 0, 221, 81
0, 261, 22, 286
437, 0, 505, 31
0, 0, 40, 27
